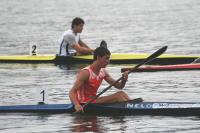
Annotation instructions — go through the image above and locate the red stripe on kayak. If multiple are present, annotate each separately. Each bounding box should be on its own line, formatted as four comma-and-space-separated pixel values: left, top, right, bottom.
121, 63, 200, 72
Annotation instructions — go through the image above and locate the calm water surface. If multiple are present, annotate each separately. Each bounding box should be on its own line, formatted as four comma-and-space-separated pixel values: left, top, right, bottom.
0, 0, 200, 132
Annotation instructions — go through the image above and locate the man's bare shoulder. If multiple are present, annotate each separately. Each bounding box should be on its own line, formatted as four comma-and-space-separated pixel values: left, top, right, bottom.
77, 69, 90, 80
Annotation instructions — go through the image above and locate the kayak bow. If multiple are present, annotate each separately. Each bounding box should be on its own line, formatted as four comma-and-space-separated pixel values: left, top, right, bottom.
121, 63, 200, 72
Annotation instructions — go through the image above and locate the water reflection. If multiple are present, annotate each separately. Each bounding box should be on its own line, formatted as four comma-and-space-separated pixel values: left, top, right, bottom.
70, 115, 128, 133
57, 64, 88, 71
0, 63, 55, 69
70, 115, 103, 132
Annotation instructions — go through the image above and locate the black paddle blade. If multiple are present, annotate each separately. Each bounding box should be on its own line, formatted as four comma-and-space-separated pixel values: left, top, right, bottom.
129, 46, 168, 72
192, 57, 200, 63
100, 40, 107, 49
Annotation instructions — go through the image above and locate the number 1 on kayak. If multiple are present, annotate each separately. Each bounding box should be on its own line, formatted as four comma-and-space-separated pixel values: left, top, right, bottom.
36, 88, 48, 104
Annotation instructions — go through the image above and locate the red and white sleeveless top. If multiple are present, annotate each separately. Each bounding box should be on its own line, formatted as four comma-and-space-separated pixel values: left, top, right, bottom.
76, 66, 107, 103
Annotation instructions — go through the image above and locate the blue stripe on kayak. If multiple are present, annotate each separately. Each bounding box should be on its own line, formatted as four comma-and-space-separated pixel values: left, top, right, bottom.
0, 104, 73, 111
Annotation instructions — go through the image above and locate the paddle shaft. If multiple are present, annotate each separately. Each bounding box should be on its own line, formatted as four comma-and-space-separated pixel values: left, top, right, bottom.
83, 46, 168, 107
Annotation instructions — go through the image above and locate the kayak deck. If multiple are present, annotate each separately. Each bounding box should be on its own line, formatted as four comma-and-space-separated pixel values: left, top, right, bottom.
1, 100, 200, 116
0, 53, 199, 65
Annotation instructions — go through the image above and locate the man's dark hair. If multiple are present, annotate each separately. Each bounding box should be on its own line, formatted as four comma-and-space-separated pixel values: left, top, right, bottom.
71, 17, 85, 29
93, 47, 111, 61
